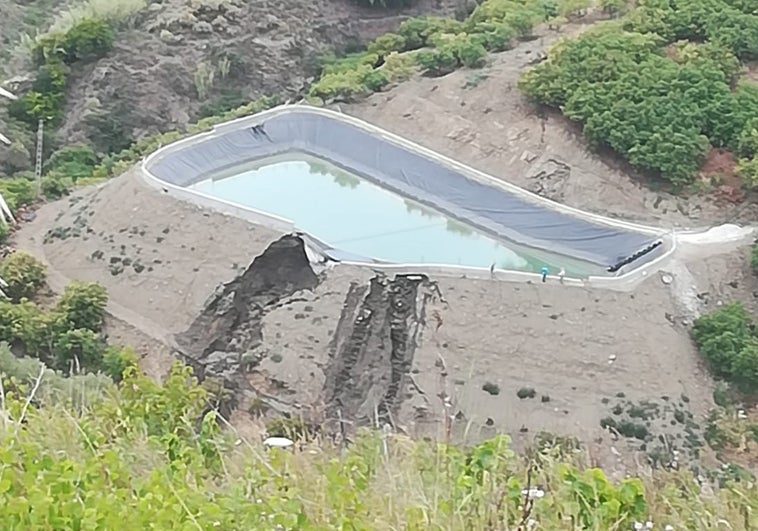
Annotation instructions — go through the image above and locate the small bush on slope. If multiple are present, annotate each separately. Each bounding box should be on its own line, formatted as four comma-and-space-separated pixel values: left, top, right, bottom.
0, 251, 47, 302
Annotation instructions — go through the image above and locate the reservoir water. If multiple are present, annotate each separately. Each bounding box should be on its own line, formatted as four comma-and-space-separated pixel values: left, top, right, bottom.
189, 154, 605, 277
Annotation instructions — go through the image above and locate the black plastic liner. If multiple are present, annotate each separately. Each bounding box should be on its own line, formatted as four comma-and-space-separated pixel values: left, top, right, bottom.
148, 109, 663, 268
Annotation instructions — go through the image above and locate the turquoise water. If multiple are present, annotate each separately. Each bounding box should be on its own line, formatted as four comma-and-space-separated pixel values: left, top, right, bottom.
190, 154, 603, 276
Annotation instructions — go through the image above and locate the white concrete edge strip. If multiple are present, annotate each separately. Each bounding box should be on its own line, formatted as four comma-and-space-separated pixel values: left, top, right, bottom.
140, 103, 747, 288
0, 87, 17, 100
0, 192, 15, 225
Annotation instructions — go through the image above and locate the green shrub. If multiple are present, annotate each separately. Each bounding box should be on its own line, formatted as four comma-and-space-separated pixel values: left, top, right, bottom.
198, 89, 249, 118
40, 175, 70, 199
55, 281, 108, 332
397, 17, 464, 50
10, 90, 66, 123
415, 47, 459, 76
692, 302, 758, 391
736, 157, 758, 188
309, 60, 390, 101
457, 37, 488, 67
35, 17, 114, 65
751, 243, 758, 275
0, 176, 36, 212
31, 59, 68, 95
321, 51, 378, 76
0, 299, 55, 355
471, 22, 518, 51
102, 346, 139, 381
0, 223, 9, 245
53, 327, 104, 373
360, 68, 389, 91
518, 26, 745, 185
382, 52, 416, 81
624, 0, 758, 60
46, 144, 99, 183
367, 33, 407, 55
0, 251, 47, 301
467, 0, 545, 27
600, 0, 628, 16
737, 122, 758, 159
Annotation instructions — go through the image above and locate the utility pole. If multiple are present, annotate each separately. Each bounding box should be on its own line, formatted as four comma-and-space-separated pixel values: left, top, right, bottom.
35, 118, 44, 198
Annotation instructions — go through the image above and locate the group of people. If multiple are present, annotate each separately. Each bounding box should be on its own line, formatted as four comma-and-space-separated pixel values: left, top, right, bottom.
541, 265, 565, 283
490, 261, 566, 283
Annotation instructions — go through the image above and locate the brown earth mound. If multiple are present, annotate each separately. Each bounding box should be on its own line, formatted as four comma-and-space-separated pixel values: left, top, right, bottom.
174, 233, 442, 434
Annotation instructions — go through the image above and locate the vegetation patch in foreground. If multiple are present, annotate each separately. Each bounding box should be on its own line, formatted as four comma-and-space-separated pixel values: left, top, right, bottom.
0, 355, 755, 529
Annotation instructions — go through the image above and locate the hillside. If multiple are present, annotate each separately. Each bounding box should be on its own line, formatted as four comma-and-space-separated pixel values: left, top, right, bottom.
2, 0, 758, 528
0, 0, 459, 177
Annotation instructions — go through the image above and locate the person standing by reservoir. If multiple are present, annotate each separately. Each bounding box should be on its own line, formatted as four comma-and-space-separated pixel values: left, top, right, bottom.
541, 265, 549, 283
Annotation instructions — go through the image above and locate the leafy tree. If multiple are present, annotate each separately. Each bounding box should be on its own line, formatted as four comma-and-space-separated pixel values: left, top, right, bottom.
0, 251, 47, 301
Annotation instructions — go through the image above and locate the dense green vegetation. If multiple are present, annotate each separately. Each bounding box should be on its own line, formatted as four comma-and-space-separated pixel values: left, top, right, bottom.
519, 0, 758, 187
693, 302, 758, 391
0, 251, 135, 377
309, 0, 553, 100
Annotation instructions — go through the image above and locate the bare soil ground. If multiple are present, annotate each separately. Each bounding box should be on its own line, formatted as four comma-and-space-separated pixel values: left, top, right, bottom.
346, 26, 758, 227
13, 167, 748, 473
14, 168, 283, 377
